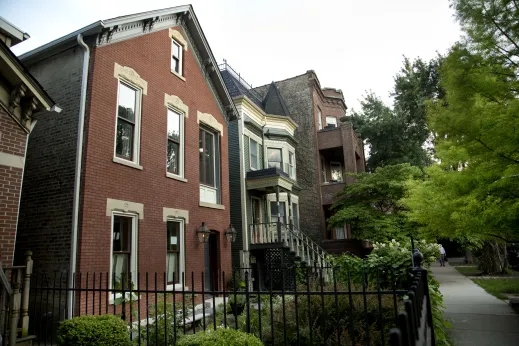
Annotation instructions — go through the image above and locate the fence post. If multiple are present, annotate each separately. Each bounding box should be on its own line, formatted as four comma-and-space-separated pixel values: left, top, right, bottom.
412, 251, 436, 346
21, 251, 33, 337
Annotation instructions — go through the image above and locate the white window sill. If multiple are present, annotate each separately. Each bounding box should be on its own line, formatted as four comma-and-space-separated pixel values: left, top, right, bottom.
113, 157, 143, 170
109, 292, 140, 305
166, 284, 190, 291
171, 70, 186, 82
199, 201, 225, 210
166, 172, 188, 182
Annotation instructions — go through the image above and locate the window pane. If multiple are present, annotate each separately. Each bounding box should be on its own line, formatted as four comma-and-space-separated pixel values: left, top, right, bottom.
250, 140, 258, 169
113, 215, 132, 252
167, 110, 181, 142
335, 226, 346, 239
118, 83, 136, 122
116, 120, 134, 159
172, 40, 180, 58
112, 254, 129, 286
270, 202, 286, 224
330, 163, 343, 182
167, 253, 178, 283
167, 221, 180, 251
167, 141, 179, 174
267, 148, 282, 169
326, 116, 337, 126
204, 131, 214, 186
199, 129, 204, 183
292, 203, 299, 228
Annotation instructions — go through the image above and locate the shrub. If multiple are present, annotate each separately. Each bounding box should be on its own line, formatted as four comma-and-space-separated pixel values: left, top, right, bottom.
57, 314, 131, 346
177, 328, 263, 346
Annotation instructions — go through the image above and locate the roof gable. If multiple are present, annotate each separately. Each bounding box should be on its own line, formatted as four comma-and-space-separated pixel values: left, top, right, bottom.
262, 82, 290, 116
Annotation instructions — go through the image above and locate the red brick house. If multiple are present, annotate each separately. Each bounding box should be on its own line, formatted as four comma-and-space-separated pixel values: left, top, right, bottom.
15, 6, 237, 315
0, 17, 58, 265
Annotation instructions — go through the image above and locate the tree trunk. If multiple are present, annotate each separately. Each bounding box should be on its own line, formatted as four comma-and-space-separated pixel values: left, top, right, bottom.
465, 248, 474, 264
476, 240, 507, 274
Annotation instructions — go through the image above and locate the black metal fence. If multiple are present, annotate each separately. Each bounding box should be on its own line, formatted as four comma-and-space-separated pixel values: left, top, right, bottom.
28, 263, 433, 346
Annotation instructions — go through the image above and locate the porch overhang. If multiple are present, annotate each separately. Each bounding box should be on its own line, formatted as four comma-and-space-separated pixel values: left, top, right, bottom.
246, 168, 294, 191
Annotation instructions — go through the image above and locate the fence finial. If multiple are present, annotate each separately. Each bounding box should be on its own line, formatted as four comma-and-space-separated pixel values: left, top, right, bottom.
413, 250, 424, 268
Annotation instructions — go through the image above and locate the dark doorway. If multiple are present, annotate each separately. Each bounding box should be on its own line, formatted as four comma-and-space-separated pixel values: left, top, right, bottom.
204, 231, 220, 291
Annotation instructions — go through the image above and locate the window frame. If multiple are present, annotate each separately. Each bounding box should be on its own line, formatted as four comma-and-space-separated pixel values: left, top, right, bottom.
110, 212, 138, 291
199, 127, 217, 188
267, 147, 283, 170
330, 161, 343, 182
288, 151, 296, 179
171, 38, 183, 76
318, 107, 323, 130
166, 219, 185, 287
114, 80, 142, 166
166, 108, 185, 179
249, 137, 260, 170
321, 156, 327, 183
326, 116, 338, 128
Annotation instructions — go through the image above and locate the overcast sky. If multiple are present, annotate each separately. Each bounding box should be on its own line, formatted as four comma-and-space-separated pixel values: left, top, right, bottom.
2, 0, 462, 111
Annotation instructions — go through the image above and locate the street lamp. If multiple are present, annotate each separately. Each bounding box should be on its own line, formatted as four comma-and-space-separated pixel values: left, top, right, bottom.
224, 224, 237, 243
197, 222, 210, 243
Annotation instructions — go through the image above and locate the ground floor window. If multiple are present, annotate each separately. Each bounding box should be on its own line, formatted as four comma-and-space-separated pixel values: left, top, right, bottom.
112, 214, 137, 288
270, 201, 287, 224
167, 220, 183, 284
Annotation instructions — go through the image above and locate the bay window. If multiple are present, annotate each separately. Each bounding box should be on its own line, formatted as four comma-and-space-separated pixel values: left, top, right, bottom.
326, 116, 337, 128
267, 148, 282, 170
270, 201, 287, 224
288, 151, 295, 179
250, 138, 259, 170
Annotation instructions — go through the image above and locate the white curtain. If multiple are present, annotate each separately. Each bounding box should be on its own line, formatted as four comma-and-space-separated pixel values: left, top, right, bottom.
167, 253, 178, 283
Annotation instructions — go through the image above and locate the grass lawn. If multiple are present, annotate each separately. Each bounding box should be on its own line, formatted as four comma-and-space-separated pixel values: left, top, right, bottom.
472, 278, 519, 300
453, 266, 482, 276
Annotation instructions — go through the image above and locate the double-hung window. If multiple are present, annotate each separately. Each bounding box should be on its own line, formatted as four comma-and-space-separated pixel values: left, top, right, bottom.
167, 109, 182, 175
288, 151, 295, 179
330, 161, 343, 182
199, 126, 221, 204
318, 108, 323, 130
250, 138, 259, 170
171, 39, 183, 75
167, 220, 182, 284
270, 201, 287, 225
326, 116, 337, 128
115, 82, 141, 162
267, 148, 282, 170
112, 214, 137, 289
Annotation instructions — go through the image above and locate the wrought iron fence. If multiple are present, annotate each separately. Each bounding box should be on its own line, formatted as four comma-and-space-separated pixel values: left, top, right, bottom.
28, 262, 433, 346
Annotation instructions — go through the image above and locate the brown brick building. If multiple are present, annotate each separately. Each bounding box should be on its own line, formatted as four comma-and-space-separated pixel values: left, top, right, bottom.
254, 71, 366, 255
15, 6, 237, 315
0, 18, 57, 265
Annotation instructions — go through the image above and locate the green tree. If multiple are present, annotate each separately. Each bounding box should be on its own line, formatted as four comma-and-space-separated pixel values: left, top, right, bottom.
330, 164, 422, 242
352, 57, 443, 170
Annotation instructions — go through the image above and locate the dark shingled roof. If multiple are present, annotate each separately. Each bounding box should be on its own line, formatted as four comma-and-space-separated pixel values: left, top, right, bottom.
262, 82, 290, 116
220, 69, 264, 108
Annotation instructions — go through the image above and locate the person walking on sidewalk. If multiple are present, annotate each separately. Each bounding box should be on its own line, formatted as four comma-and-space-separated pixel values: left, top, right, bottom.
439, 244, 446, 266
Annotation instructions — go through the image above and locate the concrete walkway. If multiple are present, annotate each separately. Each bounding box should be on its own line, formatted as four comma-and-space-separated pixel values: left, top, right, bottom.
431, 262, 519, 346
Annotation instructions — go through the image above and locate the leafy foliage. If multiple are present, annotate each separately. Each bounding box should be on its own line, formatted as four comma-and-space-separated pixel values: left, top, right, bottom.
330, 164, 422, 242
57, 315, 131, 346
177, 328, 263, 346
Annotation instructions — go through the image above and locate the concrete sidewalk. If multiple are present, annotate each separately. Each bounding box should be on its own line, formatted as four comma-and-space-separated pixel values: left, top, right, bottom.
431, 263, 519, 346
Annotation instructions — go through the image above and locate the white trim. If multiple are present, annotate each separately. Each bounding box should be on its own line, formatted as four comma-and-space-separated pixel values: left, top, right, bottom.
249, 137, 260, 170
288, 151, 296, 180
326, 116, 338, 127
106, 198, 144, 219
109, 212, 138, 294
243, 127, 262, 144
165, 218, 185, 286
113, 80, 143, 166
113, 157, 143, 170
164, 93, 189, 117
0, 152, 25, 169
199, 201, 225, 210
171, 70, 186, 81
171, 38, 183, 77
197, 111, 223, 134
163, 207, 189, 224
166, 173, 188, 182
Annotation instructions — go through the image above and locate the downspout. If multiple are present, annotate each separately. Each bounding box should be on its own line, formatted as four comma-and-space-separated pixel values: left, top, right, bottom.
238, 114, 248, 267
67, 33, 89, 318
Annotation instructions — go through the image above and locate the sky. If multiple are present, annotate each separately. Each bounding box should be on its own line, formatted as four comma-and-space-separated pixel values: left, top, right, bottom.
1, 0, 462, 111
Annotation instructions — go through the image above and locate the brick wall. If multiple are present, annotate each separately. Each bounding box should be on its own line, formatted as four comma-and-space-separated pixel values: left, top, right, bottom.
0, 110, 27, 264
77, 26, 231, 291
15, 46, 84, 271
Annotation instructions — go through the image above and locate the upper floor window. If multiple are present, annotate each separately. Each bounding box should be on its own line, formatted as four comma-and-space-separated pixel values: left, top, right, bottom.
250, 138, 259, 170
167, 109, 182, 176
115, 81, 141, 163
321, 157, 327, 183
171, 39, 183, 75
330, 161, 343, 182
200, 128, 216, 187
326, 116, 337, 128
318, 108, 323, 130
288, 151, 295, 179
267, 148, 282, 170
